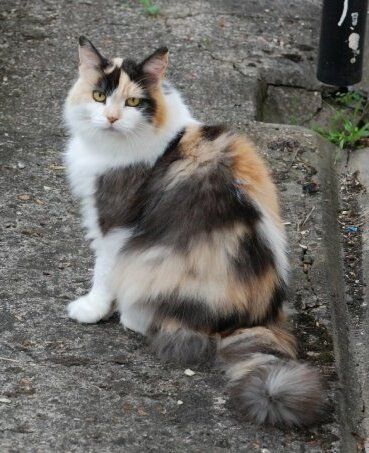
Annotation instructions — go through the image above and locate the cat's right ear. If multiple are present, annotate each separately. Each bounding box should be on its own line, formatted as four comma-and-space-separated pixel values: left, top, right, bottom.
78, 36, 108, 74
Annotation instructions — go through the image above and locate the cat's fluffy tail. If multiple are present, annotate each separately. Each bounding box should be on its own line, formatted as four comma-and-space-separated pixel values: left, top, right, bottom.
150, 324, 324, 427
218, 326, 324, 427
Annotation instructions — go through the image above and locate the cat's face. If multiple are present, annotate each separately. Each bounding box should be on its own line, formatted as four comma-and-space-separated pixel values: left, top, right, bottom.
65, 36, 168, 138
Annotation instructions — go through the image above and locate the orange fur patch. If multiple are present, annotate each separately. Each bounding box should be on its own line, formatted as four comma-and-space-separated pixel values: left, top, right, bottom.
225, 266, 278, 324
150, 88, 167, 128
230, 136, 282, 228
116, 71, 143, 99
221, 324, 297, 360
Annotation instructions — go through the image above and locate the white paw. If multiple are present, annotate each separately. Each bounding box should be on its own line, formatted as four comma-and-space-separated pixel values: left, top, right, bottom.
67, 294, 111, 324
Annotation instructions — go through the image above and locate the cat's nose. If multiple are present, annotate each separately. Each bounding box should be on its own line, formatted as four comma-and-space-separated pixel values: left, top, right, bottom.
107, 115, 119, 124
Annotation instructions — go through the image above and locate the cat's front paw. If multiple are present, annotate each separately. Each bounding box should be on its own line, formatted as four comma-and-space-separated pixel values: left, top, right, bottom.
67, 294, 111, 324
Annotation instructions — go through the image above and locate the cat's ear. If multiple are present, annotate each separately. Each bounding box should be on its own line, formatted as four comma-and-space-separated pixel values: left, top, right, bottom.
141, 47, 169, 85
78, 36, 108, 73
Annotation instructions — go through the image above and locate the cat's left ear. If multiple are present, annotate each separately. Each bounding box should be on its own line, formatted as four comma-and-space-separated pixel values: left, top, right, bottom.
141, 47, 169, 86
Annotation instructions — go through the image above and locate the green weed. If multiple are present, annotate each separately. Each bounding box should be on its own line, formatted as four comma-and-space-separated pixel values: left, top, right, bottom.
335, 90, 364, 109
139, 0, 160, 16
313, 91, 369, 149
314, 120, 369, 149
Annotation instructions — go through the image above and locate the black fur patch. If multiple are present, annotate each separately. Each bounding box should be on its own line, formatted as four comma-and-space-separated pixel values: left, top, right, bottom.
233, 232, 275, 279
138, 97, 157, 122
121, 58, 139, 81
126, 156, 261, 251
152, 294, 254, 333
97, 66, 121, 95
202, 124, 227, 141
96, 164, 151, 234
263, 283, 286, 323
150, 328, 217, 365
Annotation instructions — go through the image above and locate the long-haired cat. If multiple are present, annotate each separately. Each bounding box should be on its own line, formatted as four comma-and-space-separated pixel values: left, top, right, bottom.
64, 36, 323, 427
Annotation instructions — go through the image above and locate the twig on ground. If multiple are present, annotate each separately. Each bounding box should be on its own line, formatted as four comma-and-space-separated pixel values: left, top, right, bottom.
299, 206, 316, 229
0, 357, 19, 362
287, 148, 300, 170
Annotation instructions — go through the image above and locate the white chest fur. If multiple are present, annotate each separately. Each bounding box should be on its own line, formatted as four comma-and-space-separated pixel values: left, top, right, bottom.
64, 137, 106, 242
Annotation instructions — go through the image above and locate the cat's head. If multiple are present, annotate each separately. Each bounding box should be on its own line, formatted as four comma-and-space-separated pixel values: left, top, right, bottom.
65, 36, 169, 138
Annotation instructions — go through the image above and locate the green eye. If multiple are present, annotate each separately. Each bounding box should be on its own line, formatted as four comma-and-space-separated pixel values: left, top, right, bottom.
92, 90, 106, 103
126, 97, 141, 107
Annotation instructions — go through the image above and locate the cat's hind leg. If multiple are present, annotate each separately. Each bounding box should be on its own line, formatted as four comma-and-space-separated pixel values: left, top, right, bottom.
149, 319, 218, 365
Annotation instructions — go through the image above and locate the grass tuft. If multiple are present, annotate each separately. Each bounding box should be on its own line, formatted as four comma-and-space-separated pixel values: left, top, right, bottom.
313, 91, 369, 149
139, 0, 160, 16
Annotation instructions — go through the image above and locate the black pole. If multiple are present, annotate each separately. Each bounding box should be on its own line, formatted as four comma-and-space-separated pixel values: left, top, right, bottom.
317, 0, 368, 87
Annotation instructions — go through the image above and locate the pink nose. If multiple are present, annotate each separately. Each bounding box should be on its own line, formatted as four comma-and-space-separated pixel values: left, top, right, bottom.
107, 115, 119, 124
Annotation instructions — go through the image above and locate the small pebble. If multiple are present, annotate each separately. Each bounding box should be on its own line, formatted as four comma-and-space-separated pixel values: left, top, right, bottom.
184, 369, 195, 376
17, 162, 25, 169
214, 397, 226, 405
0, 397, 11, 404
177, 400, 183, 405
17, 194, 30, 201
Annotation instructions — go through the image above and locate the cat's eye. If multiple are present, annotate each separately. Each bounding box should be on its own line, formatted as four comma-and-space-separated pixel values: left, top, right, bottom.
126, 97, 141, 107
92, 90, 106, 103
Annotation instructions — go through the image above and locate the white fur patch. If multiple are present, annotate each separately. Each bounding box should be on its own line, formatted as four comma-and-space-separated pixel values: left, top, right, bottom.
257, 206, 289, 283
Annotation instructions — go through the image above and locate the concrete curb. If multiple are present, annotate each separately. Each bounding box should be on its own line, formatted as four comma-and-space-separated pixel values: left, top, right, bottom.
319, 138, 369, 452
347, 148, 369, 451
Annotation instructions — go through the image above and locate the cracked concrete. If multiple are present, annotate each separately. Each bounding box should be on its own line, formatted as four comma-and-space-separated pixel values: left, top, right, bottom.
1, 0, 367, 451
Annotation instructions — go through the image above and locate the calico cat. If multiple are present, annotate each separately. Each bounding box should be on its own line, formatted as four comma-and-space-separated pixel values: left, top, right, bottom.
64, 36, 323, 427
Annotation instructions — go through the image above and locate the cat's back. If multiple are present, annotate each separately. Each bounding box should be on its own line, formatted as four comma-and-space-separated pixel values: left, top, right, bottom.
153, 123, 281, 224
130, 123, 285, 275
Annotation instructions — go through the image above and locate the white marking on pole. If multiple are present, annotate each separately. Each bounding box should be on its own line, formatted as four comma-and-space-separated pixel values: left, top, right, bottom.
351, 12, 358, 26
338, 0, 349, 26
348, 33, 360, 51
